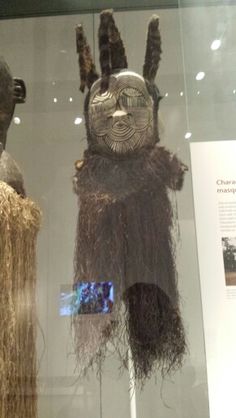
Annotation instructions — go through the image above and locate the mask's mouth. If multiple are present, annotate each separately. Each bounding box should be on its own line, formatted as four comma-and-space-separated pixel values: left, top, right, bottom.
111, 112, 134, 130
113, 119, 130, 128
109, 123, 136, 142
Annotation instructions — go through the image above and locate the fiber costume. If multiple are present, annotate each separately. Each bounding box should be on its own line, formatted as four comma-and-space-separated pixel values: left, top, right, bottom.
73, 10, 187, 384
0, 59, 41, 418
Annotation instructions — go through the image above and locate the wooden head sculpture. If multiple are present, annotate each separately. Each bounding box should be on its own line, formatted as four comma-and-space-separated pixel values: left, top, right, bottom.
0, 58, 40, 418
0, 58, 26, 196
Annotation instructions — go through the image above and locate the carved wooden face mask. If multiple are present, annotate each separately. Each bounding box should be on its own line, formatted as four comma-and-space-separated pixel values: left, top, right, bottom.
76, 10, 162, 155
0, 59, 26, 196
88, 71, 154, 155
0, 59, 26, 147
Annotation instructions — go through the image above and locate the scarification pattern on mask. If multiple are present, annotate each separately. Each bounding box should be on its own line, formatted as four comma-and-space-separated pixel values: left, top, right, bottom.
88, 74, 154, 155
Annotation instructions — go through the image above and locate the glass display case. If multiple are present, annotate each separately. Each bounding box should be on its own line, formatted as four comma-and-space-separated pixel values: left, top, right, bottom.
1, 1, 233, 417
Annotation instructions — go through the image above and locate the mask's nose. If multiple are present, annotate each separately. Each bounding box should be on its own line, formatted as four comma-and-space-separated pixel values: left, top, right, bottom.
112, 109, 127, 118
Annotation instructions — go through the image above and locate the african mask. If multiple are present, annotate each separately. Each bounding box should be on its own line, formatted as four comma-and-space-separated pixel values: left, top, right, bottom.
0, 58, 26, 196
73, 10, 187, 385
87, 71, 155, 155
0, 58, 41, 417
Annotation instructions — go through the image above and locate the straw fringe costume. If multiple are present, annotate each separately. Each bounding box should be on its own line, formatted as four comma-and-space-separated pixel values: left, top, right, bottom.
0, 182, 41, 418
73, 10, 187, 384
0, 59, 41, 417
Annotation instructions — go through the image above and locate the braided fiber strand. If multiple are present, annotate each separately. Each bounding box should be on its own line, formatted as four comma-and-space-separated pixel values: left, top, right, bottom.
99, 10, 113, 92
76, 24, 99, 92
143, 15, 162, 83
108, 13, 128, 71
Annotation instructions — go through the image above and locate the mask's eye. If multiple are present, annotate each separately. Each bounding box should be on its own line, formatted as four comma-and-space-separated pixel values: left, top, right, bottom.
91, 91, 116, 114
119, 88, 147, 108
92, 91, 113, 104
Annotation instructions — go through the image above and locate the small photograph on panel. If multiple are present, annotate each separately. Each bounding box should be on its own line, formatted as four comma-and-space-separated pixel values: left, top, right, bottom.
73, 281, 114, 315
59, 282, 114, 316
222, 237, 236, 286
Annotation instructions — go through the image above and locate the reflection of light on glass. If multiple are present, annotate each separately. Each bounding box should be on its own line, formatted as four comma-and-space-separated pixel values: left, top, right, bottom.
53, 98, 58, 103
74, 117, 82, 125
52, 81, 56, 86
233, 90, 236, 95
60, 49, 67, 54
180, 91, 184, 97
69, 97, 73, 102
197, 91, 200, 95
165, 92, 168, 97
185, 132, 192, 140
196, 72, 205, 81
211, 39, 221, 51
13, 117, 21, 125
